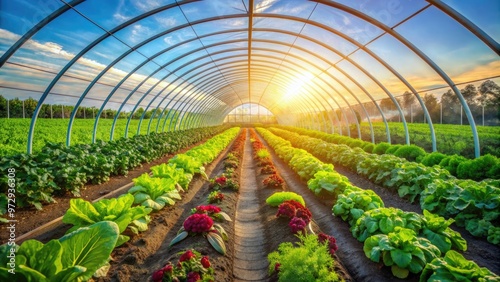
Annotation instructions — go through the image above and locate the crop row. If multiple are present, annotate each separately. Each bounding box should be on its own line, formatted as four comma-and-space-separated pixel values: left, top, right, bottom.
0, 127, 240, 280
0, 125, 228, 216
354, 122, 500, 159
268, 127, 500, 245
275, 125, 500, 182
256, 127, 498, 280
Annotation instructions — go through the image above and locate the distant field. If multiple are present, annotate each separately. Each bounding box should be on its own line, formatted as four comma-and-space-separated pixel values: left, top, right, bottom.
355, 122, 500, 158
0, 118, 184, 156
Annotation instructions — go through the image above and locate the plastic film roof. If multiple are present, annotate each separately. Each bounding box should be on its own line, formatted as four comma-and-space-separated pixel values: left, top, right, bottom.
0, 0, 499, 157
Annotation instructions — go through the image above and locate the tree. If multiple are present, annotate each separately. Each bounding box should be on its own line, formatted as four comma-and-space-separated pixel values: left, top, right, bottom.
478, 80, 500, 106
422, 93, 439, 122
0, 95, 7, 118
401, 91, 416, 109
24, 97, 38, 118
379, 97, 394, 112
9, 98, 22, 118
460, 84, 478, 106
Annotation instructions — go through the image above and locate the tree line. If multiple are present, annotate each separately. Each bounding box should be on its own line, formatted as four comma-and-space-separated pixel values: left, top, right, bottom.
0, 95, 163, 119
377, 80, 499, 125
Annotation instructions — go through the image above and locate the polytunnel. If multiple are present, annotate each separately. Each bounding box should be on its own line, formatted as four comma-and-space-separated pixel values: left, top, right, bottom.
1, 1, 500, 281
0, 0, 499, 157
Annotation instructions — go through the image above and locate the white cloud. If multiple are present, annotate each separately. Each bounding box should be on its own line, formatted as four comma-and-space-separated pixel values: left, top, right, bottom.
132, 0, 162, 12
155, 16, 177, 28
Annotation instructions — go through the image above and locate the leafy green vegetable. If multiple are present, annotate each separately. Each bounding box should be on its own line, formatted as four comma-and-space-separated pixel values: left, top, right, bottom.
420, 250, 499, 282
363, 227, 441, 279
151, 163, 191, 190
62, 194, 152, 246
352, 207, 423, 242
332, 187, 384, 226
129, 173, 181, 211
307, 171, 350, 196
266, 192, 306, 207
421, 210, 467, 253
0, 221, 119, 281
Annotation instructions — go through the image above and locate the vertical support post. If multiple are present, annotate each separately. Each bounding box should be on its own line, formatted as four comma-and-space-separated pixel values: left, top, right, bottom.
22, 100, 25, 119
62, 104, 64, 119
50, 104, 53, 119
460, 105, 463, 126
410, 104, 412, 123
482, 105, 484, 126
7, 99, 9, 119
440, 102, 442, 124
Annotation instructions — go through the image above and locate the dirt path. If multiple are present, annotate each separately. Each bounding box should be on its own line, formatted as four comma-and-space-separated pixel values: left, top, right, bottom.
233, 130, 269, 282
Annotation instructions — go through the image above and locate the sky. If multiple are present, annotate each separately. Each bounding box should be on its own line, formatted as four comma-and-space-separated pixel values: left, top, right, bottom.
0, 0, 498, 117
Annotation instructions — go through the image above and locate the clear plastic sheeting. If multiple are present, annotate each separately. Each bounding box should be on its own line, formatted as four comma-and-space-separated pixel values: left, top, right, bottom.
0, 0, 498, 157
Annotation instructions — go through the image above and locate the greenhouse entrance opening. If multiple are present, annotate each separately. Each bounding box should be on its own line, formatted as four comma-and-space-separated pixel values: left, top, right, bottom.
224, 103, 276, 124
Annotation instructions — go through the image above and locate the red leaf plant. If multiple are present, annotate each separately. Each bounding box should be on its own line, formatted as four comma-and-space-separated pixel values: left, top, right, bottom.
170, 206, 232, 255
151, 249, 214, 282
317, 233, 339, 257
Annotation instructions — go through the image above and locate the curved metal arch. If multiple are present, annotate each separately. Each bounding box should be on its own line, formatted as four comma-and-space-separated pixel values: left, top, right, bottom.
427, 0, 500, 56
311, 0, 479, 156
166, 59, 338, 132
83, 21, 397, 145
167, 66, 325, 132
135, 51, 333, 135
166, 65, 318, 132
169, 53, 356, 133
74, 21, 393, 146
0, 0, 85, 67
178, 74, 325, 131
70, 27, 247, 144
256, 13, 412, 145
139, 39, 376, 138
26, 0, 205, 153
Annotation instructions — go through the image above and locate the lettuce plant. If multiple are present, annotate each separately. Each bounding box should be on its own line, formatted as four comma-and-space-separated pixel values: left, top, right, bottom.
307, 171, 350, 196
363, 227, 441, 279
151, 163, 191, 190
421, 210, 467, 253
420, 250, 499, 282
266, 192, 306, 207
62, 194, 152, 246
129, 173, 182, 211
168, 154, 207, 180
332, 187, 385, 226
352, 207, 423, 242
0, 221, 119, 281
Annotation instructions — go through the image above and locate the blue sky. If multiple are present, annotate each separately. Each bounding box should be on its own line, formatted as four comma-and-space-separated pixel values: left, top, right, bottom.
0, 0, 498, 115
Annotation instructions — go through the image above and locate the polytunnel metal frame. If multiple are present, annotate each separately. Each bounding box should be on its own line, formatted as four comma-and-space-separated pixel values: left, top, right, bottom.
0, 0, 497, 157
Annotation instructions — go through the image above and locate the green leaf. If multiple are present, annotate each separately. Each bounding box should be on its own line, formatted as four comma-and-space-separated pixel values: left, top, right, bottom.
391, 265, 409, 279
58, 221, 119, 281
169, 231, 188, 246
423, 229, 452, 253
207, 231, 226, 255
391, 249, 412, 268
